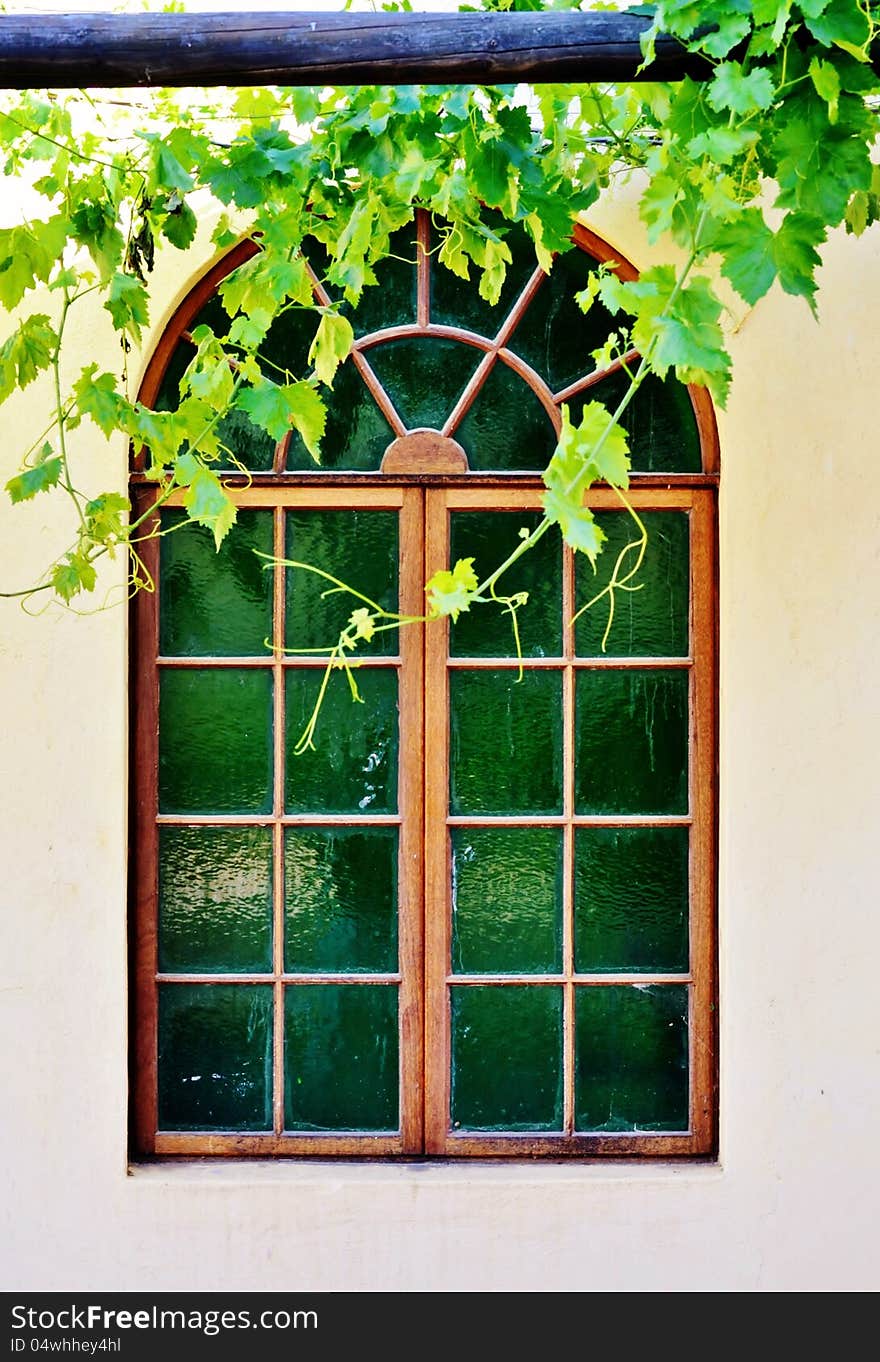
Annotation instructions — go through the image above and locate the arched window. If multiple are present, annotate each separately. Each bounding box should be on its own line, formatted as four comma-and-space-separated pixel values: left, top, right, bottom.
131, 210, 717, 1158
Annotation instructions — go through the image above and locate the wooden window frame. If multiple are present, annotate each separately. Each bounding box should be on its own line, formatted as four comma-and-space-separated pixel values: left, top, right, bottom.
130, 216, 719, 1160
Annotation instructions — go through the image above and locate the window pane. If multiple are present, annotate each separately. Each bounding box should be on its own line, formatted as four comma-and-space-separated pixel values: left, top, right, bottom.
575, 511, 690, 658
158, 984, 273, 1130
451, 985, 563, 1131
574, 826, 689, 974
366, 336, 480, 432
285, 827, 398, 973
431, 217, 540, 337
159, 510, 273, 657
159, 669, 273, 815
451, 828, 562, 974
509, 246, 617, 395
450, 669, 563, 815
455, 360, 558, 472
575, 985, 689, 1132
285, 509, 398, 654
159, 826, 273, 974
569, 369, 702, 474
286, 357, 394, 472
285, 668, 398, 814
575, 669, 688, 815
284, 984, 399, 1131
450, 511, 561, 658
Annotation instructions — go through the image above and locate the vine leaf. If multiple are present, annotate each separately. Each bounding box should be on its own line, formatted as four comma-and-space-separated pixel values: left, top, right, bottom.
72, 365, 127, 438
51, 550, 96, 602
708, 62, 776, 115
0, 217, 68, 309
425, 557, 479, 621
104, 270, 149, 343
0, 314, 57, 402
542, 402, 631, 563
308, 311, 354, 388
5, 442, 61, 503
181, 464, 236, 550
237, 376, 326, 459
712, 209, 826, 310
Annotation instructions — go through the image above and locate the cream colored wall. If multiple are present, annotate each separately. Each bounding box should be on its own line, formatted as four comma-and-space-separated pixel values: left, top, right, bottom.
1, 190, 878, 1293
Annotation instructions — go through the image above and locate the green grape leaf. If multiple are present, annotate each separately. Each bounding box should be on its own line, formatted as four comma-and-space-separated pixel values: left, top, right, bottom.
104, 272, 149, 343
0, 217, 68, 309
237, 377, 325, 459
0, 314, 57, 403
348, 607, 376, 643
707, 63, 776, 115
51, 551, 96, 601
308, 311, 354, 387
425, 557, 479, 621
5, 442, 61, 503
541, 402, 630, 562
85, 492, 129, 544
181, 464, 237, 549
809, 56, 841, 122
72, 365, 128, 438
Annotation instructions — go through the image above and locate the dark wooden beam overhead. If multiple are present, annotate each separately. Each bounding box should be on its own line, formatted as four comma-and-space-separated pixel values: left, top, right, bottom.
0, 10, 711, 89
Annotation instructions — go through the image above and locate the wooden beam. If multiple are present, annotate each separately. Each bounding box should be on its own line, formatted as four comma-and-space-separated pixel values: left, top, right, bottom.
0, 11, 711, 89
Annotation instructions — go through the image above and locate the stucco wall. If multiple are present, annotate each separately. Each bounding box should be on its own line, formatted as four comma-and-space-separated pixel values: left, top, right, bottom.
1, 188, 878, 1293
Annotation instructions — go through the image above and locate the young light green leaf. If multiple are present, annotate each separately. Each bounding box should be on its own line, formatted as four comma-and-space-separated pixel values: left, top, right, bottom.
5, 442, 62, 503
810, 56, 841, 122
0, 314, 57, 403
308, 311, 354, 388
105, 272, 149, 343
181, 464, 237, 549
425, 557, 479, 622
51, 550, 96, 601
73, 364, 128, 438
707, 63, 776, 116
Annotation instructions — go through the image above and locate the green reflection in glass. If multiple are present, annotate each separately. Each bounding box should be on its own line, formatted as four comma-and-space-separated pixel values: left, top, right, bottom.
574, 826, 689, 973
348, 224, 418, 336
286, 356, 395, 472
456, 359, 558, 472
575, 511, 689, 658
160, 510, 273, 657
367, 336, 479, 432
159, 669, 273, 814
159, 826, 273, 974
285, 510, 398, 654
451, 828, 562, 974
571, 368, 701, 474
575, 984, 689, 1131
158, 984, 273, 1130
286, 668, 398, 814
285, 827, 398, 973
451, 986, 563, 1131
284, 984, 399, 1131
510, 246, 616, 395
450, 669, 562, 815
431, 216, 540, 337
575, 669, 688, 815
450, 511, 561, 658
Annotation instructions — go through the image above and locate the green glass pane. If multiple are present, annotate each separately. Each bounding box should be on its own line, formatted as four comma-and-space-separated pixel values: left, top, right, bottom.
575, 984, 689, 1131
510, 246, 617, 395
451, 828, 562, 974
571, 368, 702, 474
284, 984, 399, 1131
450, 669, 562, 815
348, 223, 418, 337
285, 509, 398, 654
159, 826, 273, 973
155, 294, 276, 471
158, 983, 273, 1131
287, 355, 395, 471
451, 986, 562, 1131
159, 668, 273, 815
456, 359, 558, 472
431, 216, 541, 338
285, 827, 398, 973
286, 668, 398, 814
160, 510, 273, 657
575, 511, 689, 658
575, 669, 688, 815
366, 336, 480, 432
574, 826, 689, 973
450, 511, 561, 658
